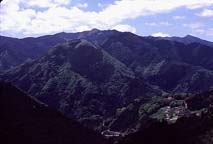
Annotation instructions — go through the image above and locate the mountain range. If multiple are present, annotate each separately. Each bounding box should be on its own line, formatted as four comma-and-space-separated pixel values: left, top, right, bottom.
1, 39, 161, 130
1, 29, 213, 143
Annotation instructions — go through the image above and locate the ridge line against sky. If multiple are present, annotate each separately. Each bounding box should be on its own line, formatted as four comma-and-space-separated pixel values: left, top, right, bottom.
0, 0, 213, 41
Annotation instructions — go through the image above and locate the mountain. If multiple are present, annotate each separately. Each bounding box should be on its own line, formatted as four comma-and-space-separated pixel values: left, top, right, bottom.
0, 29, 116, 71
0, 35, 68, 70
1, 29, 213, 134
0, 82, 108, 144
1, 30, 212, 71
169, 35, 213, 47
51, 30, 213, 93
151, 35, 213, 47
1, 39, 160, 130
99, 32, 213, 93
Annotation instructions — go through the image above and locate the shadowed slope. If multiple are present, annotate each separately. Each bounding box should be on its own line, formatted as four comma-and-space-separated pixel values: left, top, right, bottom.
0, 82, 108, 144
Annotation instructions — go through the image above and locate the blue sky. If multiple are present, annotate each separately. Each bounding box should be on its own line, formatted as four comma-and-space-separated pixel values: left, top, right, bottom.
0, 0, 213, 41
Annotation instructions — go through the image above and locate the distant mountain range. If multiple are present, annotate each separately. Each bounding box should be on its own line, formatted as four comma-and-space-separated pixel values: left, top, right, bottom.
162, 35, 213, 47
1, 29, 213, 143
1, 29, 213, 71
1, 29, 213, 93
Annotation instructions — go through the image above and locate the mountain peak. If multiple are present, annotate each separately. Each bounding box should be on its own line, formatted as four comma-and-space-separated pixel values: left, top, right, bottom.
182, 34, 213, 46
184, 35, 199, 39
90, 28, 100, 32
49, 39, 100, 58
75, 39, 98, 49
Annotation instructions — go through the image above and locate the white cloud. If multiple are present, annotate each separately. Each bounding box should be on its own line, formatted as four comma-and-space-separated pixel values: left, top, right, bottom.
152, 32, 170, 37
183, 22, 203, 29
112, 24, 136, 33
22, 6, 98, 35
186, 2, 213, 9
173, 15, 185, 19
98, 0, 213, 24
7, 0, 71, 8
197, 9, 213, 17
26, 0, 56, 8
0, 0, 36, 32
1, 0, 213, 37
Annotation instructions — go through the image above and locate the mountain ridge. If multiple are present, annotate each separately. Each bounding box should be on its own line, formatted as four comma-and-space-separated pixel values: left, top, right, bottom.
1, 29, 212, 42
1, 39, 161, 131
1, 29, 212, 71
1, 29, 213, 136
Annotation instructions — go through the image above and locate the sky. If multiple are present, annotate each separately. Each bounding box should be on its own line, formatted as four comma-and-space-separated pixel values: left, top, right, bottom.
0, 0, 213, 41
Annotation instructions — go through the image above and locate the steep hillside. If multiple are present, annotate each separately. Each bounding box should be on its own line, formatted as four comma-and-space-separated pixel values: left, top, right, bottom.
0, 82, 108, 144
99, 33, 213, 93
1, 30, 213, 94
0, 35, 67, 70
1, 39, 159, 130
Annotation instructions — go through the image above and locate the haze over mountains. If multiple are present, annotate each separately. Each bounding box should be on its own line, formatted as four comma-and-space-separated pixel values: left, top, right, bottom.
1, 29, 213, 144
